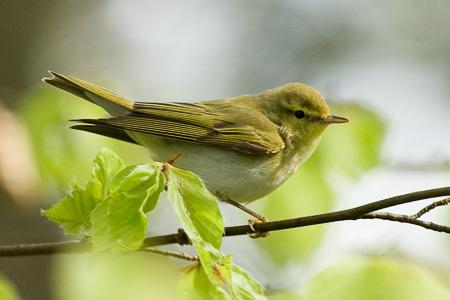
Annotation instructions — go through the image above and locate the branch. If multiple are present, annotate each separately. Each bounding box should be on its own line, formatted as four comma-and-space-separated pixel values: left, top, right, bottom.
0, 240, 89, 256
213, 187, 450, 238
0, 187, 449, 256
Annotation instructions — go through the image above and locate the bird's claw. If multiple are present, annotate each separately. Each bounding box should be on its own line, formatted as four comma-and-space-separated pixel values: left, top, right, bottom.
247, 218, 270, 238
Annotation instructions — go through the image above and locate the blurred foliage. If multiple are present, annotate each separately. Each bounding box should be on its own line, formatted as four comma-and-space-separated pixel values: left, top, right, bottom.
255, 166, 333, 263
0, 274, 19, 300
318, 102, 386, 177
300, 256, 450, 300
255, 102, 385, 264
52, 252, 265, 300
51, 252, 181, 300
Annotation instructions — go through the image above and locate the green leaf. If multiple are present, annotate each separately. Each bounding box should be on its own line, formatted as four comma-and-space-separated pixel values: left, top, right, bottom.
228, 264, 266, 300
218, 255, 267, 300
42, 148, 165, 253
166, 167, 224, 282
42, 149, 126, 236
177, 263, 231, 300
166, 167, 224, 249
177, 255, 266, 299
90, 164, 164, 253
88, 148, 125, 200
302, 256, 450, 300
42, 180, 98, 236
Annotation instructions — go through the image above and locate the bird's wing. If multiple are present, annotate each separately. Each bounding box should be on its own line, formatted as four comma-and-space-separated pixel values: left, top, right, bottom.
74, 101, 285, 155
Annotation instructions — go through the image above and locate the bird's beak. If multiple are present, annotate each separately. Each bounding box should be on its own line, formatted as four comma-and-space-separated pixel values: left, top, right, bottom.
321, 115, 349, 124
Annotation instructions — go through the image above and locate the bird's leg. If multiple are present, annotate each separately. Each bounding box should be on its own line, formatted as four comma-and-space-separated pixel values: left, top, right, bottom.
223, 198, 270, 238
223, 198, 267, 221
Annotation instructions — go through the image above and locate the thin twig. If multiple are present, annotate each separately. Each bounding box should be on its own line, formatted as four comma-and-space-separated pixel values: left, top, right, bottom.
142, 247, 199, 261
412, 197, 450, 219
360, 212, 450, 233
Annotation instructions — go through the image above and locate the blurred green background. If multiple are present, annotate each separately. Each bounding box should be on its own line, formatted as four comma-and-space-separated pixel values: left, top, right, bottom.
0, 1, 449, 299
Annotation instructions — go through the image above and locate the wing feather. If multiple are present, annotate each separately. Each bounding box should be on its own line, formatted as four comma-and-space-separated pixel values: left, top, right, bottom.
74, 102, 285, 155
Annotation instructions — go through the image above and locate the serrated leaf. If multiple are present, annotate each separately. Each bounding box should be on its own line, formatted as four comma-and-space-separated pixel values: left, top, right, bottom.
177, 263, 231, 300
42, 148, 126, 236
42, 180, 99, 236
166, 167, 224, 282
90, 164, 164, 254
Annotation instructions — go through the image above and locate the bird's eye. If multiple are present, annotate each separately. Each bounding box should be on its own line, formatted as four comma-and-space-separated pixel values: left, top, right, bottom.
294, 110, 305, 119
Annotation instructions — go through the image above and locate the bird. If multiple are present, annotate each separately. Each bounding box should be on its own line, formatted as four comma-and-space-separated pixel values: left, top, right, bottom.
43, 71, 348, 228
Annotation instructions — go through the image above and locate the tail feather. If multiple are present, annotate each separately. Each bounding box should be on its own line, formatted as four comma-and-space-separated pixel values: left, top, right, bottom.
43, 71, 134, 116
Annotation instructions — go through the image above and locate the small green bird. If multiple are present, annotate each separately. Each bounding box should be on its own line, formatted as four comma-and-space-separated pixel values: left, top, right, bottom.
43, 71, 348, 207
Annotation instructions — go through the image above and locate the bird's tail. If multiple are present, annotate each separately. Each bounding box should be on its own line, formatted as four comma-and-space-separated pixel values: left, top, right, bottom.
43, 71, 134, 117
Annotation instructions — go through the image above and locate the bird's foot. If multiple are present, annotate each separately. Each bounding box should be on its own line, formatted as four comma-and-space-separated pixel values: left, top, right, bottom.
247, 217, 270, 239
